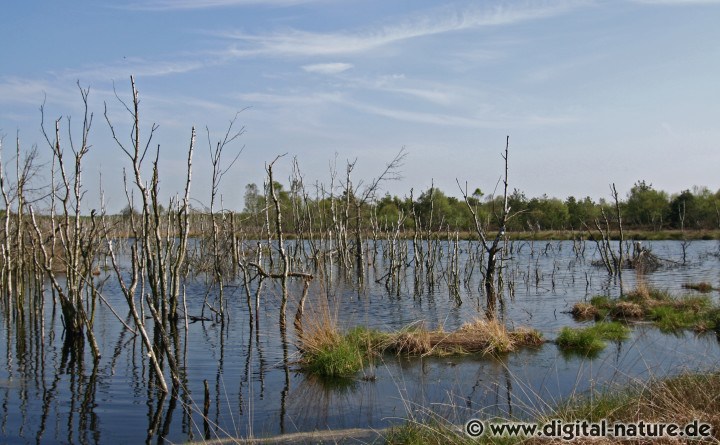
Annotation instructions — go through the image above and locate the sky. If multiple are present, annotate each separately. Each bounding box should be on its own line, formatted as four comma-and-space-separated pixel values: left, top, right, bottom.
1, 0, 719, 213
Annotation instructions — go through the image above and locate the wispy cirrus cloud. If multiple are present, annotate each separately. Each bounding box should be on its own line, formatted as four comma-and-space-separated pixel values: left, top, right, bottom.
121, 0, 321, 11
631, 0, 720, 4
219, 0, 589, 57
0, 77, 78, 107
58, 57, 213, 83
234, 89, 576, 129
302, 63, 354, 75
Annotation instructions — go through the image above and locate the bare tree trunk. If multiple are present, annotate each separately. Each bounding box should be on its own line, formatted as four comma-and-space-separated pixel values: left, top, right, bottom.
267, 156, 290, 330
460, 136, 513, 320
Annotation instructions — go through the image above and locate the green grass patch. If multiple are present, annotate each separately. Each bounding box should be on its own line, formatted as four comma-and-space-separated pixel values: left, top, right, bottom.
582, 284, 720, 333
302, 335, 365, 378
647, 306, 701, 332
589, 321, 631, 341
556, 322, 630, 356
300, 324, 385, 379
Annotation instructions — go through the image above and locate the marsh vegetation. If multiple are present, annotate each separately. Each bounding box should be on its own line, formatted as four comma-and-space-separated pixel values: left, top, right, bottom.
1, 80, 720, 443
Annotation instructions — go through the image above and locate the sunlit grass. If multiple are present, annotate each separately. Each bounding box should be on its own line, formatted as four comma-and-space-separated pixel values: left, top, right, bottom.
384, 371, 720, 444
578, 284, 720, 333
556, 322, 630, 356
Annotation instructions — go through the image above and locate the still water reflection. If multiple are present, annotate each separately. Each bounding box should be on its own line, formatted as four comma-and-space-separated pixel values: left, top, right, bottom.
1, 240, 719, 443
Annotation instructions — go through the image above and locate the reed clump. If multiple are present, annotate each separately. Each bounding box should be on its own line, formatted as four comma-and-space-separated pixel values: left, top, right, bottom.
298, 310, 384, 378
571, 302, 599, 321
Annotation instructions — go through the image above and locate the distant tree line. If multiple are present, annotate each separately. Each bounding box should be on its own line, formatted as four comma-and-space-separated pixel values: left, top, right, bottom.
238, 179, 720, 233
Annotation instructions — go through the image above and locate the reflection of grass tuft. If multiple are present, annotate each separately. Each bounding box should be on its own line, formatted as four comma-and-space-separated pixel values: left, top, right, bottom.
682, 281, 714, 293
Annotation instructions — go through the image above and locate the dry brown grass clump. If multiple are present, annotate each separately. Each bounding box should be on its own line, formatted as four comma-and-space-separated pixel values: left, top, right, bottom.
391, 329, 433, 355
610, 301, 644, 319
385, 319, 543, 357
457, 318, 516, 354
384, 372, 720, 445
510, 326, 545, 347
571, 302, 600, 320
625, 282, 652, 301
550, 372, 720, 444
297, 302, 342, 354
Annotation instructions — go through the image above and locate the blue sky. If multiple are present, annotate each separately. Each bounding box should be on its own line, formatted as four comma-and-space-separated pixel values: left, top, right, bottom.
1, 0, 719, 212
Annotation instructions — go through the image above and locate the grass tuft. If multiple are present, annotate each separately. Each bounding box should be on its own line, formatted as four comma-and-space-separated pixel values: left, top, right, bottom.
386, 319, 543, 357
571, 302, 599, 320
581, 284, 720, 333
610, 301, 644, 319
556, 322, 630, 356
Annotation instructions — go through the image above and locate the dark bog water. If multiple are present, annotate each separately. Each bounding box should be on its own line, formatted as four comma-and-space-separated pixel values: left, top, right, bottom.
2, 240, 720, 443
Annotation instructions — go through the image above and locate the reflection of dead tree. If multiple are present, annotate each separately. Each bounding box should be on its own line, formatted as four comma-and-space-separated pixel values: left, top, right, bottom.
459, 136, 516, 320
678, 200, 690, 265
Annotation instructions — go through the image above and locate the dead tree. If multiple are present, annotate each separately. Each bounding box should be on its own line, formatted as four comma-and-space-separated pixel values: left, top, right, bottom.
30, 83, 101, 360
266, 156, 291, 329
103, 77, 196, 387
105, 76, 194, 323
584, 183, 627, 283
459, 136, 515, 320
255, 156, 315, 332
341, 148, 407, 284
206, 114, 244, 320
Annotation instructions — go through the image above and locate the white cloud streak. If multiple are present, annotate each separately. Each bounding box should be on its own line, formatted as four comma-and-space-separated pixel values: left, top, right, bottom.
122, 0, 321, 11
220, 1, 589, 57
58, 57, 212, 83
235, 90, 576, 128
631, 0, 720, 4
0, 77, 77, 107
302, 63, 354, 74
